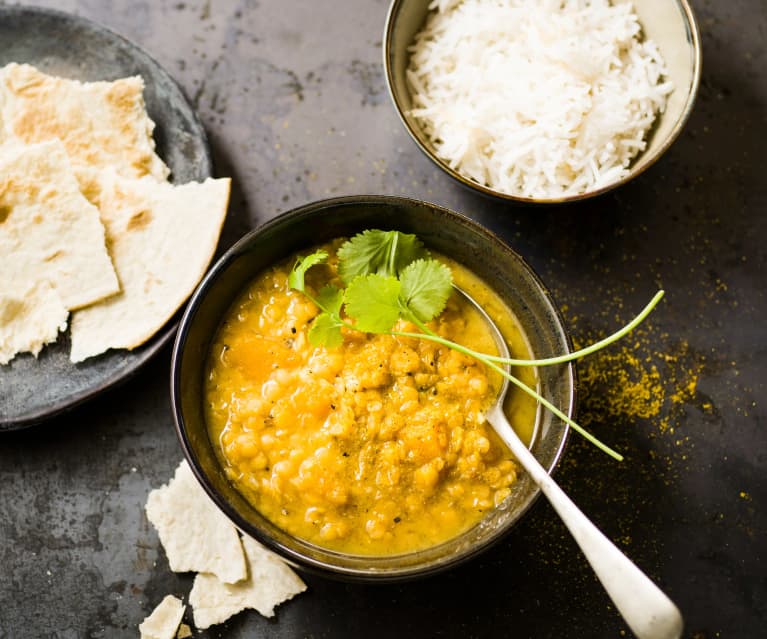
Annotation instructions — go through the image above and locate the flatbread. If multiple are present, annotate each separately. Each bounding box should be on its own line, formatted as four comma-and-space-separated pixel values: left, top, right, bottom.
139, 595, 185, 639
145, 460, 247, 584
0, 139, 119, 321
189, 534, 307, 629
0, 281, 68, 365
69, 170, 230, 362
0, 63, 169, 180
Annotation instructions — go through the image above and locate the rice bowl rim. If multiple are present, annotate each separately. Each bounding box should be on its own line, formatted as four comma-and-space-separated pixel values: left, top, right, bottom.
383, 0, 702, 205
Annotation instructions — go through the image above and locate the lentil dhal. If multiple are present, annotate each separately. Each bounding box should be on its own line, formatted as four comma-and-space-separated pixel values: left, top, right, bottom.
204, 241, 538, 555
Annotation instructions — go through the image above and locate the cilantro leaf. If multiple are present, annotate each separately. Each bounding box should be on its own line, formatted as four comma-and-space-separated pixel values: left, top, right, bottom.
399, 259, 453, 323
309, 313, 344, 348
343, 274, 401, 333
289, 250, 328, 292
337, 230, 427, 283
306, 287, 345, 347
316, 285, 343, 315
389, 232, 428, 275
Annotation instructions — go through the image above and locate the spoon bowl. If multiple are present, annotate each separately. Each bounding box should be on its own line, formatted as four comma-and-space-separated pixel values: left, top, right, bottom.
456, 285, 684, 639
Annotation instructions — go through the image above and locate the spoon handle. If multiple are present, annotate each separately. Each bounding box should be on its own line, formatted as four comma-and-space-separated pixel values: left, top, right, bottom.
487, 407, 683, 639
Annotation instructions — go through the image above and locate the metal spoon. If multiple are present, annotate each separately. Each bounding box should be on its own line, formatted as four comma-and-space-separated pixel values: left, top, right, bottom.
457, 287, 684, 639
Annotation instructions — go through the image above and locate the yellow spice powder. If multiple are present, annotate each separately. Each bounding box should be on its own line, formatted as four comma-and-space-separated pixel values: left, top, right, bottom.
573, 325, 705, 434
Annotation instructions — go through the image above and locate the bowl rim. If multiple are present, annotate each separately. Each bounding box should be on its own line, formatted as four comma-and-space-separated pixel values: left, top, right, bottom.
382, 0, 703, 204
171, 194, 575, 580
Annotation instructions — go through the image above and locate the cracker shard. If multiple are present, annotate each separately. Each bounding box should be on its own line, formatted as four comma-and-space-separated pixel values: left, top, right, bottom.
0, 62, 169, 180
0, 140, 120, 311
190, 534, 307, 630
69, 171, 231, 363
0, 139, 120, 364
139, 595, 185, 639
145, 460, 247, 584
0, 282, 68, 366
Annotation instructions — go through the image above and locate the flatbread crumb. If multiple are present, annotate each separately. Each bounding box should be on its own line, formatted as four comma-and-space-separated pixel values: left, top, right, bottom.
145, 460, 308, 632
69, 171, 230, 363
0, 139, 120, 364
139, 595, 185, 639
0, 282, 68, 365
189, 534, 307, 630
176, 623, 192, 639
0, 62, 169, 180
145, 460, 247, 584
0, 139, 120, 312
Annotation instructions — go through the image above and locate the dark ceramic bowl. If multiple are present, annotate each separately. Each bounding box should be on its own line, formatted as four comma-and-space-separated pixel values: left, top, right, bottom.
171, 195, 575, 581
383, 0, 702, 204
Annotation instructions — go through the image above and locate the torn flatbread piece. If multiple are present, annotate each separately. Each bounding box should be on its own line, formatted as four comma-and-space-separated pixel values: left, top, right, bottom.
0, 63, 169, 180
145, 460, 247, 584
69, 171, 230, 363
189, 534, 307, 630
0, 282, 68, 365
139, 595, 185, 639
0, 139, 119, 311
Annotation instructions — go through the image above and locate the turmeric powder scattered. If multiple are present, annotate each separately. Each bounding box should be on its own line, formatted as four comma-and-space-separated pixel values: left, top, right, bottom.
570, 323, 705, 434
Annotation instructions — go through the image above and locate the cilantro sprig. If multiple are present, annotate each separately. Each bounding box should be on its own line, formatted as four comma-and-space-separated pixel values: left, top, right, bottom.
288, 230, 453, 347
289, 230, 664, 461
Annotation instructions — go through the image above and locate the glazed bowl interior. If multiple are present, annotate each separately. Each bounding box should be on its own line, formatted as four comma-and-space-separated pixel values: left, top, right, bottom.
172, 195, 575, 581
383, 0, 702, 204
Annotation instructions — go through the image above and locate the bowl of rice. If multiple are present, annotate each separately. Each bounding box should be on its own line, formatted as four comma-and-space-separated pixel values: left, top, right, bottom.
383, 0, 702, 203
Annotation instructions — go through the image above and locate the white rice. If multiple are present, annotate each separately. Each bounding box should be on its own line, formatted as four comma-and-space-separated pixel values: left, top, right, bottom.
406, 0, 674, 199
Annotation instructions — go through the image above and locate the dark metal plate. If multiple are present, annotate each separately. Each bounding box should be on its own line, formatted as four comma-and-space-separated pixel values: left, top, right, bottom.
0, 6, 212, 430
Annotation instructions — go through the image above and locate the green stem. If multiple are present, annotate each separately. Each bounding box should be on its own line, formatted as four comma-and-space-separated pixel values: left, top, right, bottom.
398, 290, 665, 368
307, 274, 660, 463
485, 359, 623, 461
391, 327, 624, 461
304, 293, 357, 331
388, 233, 399, 277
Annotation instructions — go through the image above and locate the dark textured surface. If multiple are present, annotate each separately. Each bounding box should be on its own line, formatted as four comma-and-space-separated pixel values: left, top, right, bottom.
0, 0, 764, 637
0, 6, 212, 429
